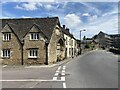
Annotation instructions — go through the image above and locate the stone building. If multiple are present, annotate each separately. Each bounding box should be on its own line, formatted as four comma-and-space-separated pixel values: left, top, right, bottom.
93, 31, 120, 49
0, 17, 66, 65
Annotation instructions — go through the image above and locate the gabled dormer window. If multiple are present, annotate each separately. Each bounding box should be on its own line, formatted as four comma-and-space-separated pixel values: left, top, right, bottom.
3, 33, 11, 41
30, 33, 40, 40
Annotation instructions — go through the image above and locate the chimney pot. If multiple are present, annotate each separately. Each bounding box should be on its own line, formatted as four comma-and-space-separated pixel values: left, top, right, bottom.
63, 25, 65, 29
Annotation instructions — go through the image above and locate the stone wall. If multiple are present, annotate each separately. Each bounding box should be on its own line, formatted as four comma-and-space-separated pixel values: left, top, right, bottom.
48, 25, 65, 63
23, 32, 46, 65
1, 32, 22, 65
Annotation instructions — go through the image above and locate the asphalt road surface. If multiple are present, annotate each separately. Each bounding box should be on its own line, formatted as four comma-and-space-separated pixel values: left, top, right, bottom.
2, 50, 118, 88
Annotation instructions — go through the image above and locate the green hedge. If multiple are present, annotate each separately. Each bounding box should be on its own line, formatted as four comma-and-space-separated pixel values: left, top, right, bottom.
109, 48, 120, 54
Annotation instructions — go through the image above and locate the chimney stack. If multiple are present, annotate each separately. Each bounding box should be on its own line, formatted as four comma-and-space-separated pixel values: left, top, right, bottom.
63, 25, 65, 29
66, 28, 69, 32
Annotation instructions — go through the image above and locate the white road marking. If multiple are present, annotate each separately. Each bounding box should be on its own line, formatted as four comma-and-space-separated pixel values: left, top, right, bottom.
63, 66, 66, 68
61, 77, 65, 81
3, 65, 7, 68
54, 73, 59, 76
61, 73, 65, 76
1, 79, 65, 82
63, 67, 66, 70
53, 77, 57, 80
58, 66, 61, 70
62, 70, 65, 73
56, 70, 60, 73
63, 82, 66, 88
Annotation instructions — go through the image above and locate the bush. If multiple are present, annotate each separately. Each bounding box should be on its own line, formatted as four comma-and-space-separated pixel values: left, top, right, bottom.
109, 48, 120, 54
85, 44, 90, 49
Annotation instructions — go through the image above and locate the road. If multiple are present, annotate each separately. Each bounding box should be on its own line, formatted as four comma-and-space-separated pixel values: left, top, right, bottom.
2, 50, 118, 88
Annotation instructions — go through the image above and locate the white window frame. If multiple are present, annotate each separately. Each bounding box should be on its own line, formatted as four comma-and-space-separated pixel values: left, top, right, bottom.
66, 37, 68, 45
3, 33, 11, 41
2, 49, 11, 58
28, 49, 38, 58
30, 33, 40, 40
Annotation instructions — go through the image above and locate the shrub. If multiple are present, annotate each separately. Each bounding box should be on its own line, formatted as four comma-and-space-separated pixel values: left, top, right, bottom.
85, 44, 90, 49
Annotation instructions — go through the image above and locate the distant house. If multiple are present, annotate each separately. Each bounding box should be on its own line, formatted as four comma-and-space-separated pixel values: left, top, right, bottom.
93, 31, 120, 49
0, 17, 66, 65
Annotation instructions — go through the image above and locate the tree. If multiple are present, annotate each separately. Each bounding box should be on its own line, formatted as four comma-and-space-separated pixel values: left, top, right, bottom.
83, 36, 86, 40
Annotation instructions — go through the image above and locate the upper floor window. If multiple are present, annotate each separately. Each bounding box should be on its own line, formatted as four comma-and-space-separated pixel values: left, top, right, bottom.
1, 49, 10, 58
71, 40, 73, 46
28, 49, 38, 58
69, 39, 71, 45
66, 37, 68, 45
3, 33, 11, 41
30, 33, 39, 40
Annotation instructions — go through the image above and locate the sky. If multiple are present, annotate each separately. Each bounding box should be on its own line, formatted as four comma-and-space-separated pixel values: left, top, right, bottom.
0, 1, 119, 39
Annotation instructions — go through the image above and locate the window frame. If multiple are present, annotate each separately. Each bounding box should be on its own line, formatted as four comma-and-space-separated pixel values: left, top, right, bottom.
28, 49, 38, 59
1, 49, 11, 58
30, 33, 40, 40
3, 33, 11, 41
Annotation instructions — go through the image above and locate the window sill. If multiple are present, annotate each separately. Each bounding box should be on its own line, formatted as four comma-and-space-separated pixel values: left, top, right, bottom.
2, 40, 10, 42
2, 57, 10, 59
28, 57, 38, 59
29, 39, 39, 41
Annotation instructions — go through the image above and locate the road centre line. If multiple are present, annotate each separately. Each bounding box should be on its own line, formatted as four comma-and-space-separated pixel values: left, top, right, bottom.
61, 73, 65, 76
56, 70, 60, 73
63, 66, 66, 68
63, 82, 67, 88
63, 67, 66, 70
61, 77, 65, 81
54, 73, 59, 76
58, 66, 61, 70
62, 70, 65, 73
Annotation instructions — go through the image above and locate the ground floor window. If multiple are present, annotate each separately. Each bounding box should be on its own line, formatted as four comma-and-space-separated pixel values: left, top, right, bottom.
2, 49, 10, 58
28, 49, 38, 58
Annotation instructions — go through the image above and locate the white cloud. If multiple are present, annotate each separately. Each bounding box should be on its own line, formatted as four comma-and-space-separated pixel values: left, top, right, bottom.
15, 2, 42, 11
79, 14, 118, 38
21, 16, 31, 18
102, 7, 118, 17
82, 13, 90, 17
64, 13, 82, 28
89, 15, 98, 21
44, 4, 54, 11
2, 0, 55, 3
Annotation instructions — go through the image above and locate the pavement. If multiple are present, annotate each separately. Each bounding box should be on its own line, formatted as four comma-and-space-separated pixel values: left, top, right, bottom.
1, 50, 119, 88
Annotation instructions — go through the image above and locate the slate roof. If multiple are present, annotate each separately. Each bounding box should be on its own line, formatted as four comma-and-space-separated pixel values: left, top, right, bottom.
1, 17, 60, 42
61, 27, 76, 40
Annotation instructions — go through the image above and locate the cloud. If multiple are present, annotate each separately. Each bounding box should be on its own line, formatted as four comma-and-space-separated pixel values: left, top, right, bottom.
64, 13, 82, 29
15, 2, 43, 11
82, 13, 90, 17
1, 0, 55, 3
21, 16, 31, 18
79, 14, 118, 38
44, 4, 54, 11
89, 15, 98, 21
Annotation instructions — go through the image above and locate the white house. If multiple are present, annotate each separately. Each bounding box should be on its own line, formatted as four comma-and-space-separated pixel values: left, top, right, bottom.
61, 25, 77, 58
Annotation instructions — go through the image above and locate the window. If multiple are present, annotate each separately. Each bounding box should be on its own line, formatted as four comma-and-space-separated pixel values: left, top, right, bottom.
30, 33, 39, 40
69, 39, 71, 45
72, 40, 73, 46
2, 49, 10, 58
28, 49, 38, 58
66, 37, 68, 45
3, 33, 11, 41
